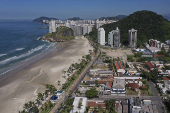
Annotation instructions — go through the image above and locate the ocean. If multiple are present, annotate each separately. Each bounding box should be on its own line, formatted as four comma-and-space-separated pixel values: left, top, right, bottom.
0, 20, 55, 75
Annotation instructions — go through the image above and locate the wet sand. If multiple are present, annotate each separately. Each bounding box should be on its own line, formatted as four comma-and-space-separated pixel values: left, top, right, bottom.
0, 37, 92, 113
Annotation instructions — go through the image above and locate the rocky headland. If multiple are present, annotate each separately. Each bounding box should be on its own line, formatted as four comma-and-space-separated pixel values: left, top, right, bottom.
39, 27, 74, 42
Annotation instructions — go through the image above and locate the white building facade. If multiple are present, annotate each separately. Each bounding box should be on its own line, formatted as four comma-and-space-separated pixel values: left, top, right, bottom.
49, 20, 56, 33
98, 28, 105, 45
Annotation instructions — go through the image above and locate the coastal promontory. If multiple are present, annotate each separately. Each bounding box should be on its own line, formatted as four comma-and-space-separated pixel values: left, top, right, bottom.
39, 27, 74, 42
32, 16, 58, 23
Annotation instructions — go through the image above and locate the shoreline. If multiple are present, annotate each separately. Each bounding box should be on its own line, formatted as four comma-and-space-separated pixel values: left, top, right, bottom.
0, 43, 60, 87
0, 37, 92, 113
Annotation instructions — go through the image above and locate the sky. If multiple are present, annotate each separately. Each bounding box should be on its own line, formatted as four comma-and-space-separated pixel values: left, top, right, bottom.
0, 0, 170, 20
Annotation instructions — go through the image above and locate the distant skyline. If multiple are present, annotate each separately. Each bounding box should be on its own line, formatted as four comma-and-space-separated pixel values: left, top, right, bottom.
0, 0, 170, 20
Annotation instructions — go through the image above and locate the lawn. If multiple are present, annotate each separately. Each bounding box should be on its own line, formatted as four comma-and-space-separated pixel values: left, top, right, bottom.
126, 89, 138, 95
140, 90, 149, 96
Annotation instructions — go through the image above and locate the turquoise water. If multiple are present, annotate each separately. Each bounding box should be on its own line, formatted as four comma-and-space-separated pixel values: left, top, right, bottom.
145, 102, 150, 105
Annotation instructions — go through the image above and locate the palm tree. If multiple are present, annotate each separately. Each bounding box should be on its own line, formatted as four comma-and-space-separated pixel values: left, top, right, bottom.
37, 93, 43, 103
23, 103, 29, 112
45, 84, 49, 89
78, 103, 82, 113
44, 102, 48, 111
36, 99, 40, 107
62, 70, 66, 79
58, 80, 61, 86
71, 105, 74, 113
28, 101, 32, 109
40, 106, 44, 112
44, 90, 49, 98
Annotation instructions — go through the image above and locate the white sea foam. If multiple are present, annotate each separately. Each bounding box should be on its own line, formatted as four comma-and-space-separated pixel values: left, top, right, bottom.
0, 54, 7, 57
0, 45, 45, 65
15, 48, 25, 51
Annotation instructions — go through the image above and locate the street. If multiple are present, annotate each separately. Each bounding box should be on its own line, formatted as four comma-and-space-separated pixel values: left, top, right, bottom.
149, 80, 165, 113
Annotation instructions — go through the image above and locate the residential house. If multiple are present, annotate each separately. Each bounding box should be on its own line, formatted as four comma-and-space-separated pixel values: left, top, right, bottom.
87, 100, 106, 112
127, 83, 139, 91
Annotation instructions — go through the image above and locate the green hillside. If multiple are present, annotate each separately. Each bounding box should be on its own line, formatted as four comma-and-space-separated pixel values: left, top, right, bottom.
88, 10, 170, 47
32, 16, 58, 23
67, 17, 83, 21
99, 15, 127, 21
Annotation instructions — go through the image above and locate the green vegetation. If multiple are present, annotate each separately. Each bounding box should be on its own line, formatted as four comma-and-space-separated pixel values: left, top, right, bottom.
104, 99, 116, 113
127, 55, 135, 62
140, 90, 149, 96
19, 84, 57, 113
45, 27, 74, 40
85, 87, 98, 98
142, 79, 153, 96
40, 101, 55, 113
59, 98, 74, 113
32, 16, 58, 23
126, 88, 138, 95
99, 15, 127, 21
88, 10, 170, 47
157, 48, 170, 63
141, 69, 161, 82
67, 17, 83, 20
61, 54, 92, 91
134, 52, 154, 62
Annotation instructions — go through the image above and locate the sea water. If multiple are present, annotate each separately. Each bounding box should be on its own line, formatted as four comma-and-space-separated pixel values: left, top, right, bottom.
0, 20, 55, 75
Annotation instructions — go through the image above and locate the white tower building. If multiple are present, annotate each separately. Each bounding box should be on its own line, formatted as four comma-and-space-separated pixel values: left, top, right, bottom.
98, 28, 105, 45
49, 20, 56, 33
128, 28, 137, 48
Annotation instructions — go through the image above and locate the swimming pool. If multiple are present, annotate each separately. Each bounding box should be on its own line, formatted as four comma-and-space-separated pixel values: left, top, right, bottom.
145, 102, 150, 105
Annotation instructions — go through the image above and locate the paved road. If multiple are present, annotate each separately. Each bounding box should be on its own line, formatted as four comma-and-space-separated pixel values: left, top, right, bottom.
50, 40, 101, 113
149, 80, 165, 113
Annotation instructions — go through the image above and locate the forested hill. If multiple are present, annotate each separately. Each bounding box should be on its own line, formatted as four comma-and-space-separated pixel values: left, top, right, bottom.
67, 17, 83, 21
99, 15, 127, 21
32, 16, 58, 23
88, 10, 170, 47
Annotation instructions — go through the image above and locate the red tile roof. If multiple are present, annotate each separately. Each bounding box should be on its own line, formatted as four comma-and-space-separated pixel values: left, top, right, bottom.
127, 83, 139, 90
135, 79, 142, 82
140, 86, 146, 89
98, 80, 113, 84
163, 77, 170, 80
108, 76, 114, 79
154, 55, 165, 57
88, 101, 106, 108
145, 62, 155, 69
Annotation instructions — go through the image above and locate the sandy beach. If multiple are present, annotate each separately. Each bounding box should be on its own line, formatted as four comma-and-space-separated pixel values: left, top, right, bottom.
0, 37, 92, 113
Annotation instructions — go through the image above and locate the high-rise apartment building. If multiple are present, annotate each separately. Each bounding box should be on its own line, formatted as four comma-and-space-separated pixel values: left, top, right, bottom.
128, 28, 137, 48
49, 20, 56, 33
98, 28, 105, 45
108, 27, 120, 47
114, 27, 120, 47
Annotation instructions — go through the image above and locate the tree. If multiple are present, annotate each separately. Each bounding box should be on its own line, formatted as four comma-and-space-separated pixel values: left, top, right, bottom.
104, 99, 116, 113
62, 70, 66, 78
32, 106, 39, 113
85, 87, 98, 98
95, 80, 98, 86
44, 90, 49, 98
23, 103, 29, 112
85, 106, 90, 113
58, 80, 61, 86
28, 101, 32, 109
36, 99, 40, 106
37, 93, 43, 102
